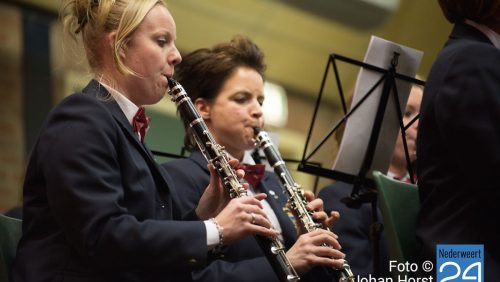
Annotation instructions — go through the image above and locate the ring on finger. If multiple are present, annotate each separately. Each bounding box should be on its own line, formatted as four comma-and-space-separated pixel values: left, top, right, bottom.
250, 212, 256, 224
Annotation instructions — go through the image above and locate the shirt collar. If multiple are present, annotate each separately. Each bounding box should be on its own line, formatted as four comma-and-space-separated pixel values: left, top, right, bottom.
226, 150, 256, 165
99, 81, 139, 126
386, 170, 410, 182
241, 151, 256, 165
465, 19, 500, 49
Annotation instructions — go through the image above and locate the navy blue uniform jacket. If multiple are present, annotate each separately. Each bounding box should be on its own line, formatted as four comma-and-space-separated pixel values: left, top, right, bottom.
162, 150, 300, 282
13, 80, 208, 282
417, 23, 500, 280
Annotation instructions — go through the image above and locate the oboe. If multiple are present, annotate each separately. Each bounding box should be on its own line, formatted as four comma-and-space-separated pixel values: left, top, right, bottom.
167, 78, 299, 282
254, 128, 355, 282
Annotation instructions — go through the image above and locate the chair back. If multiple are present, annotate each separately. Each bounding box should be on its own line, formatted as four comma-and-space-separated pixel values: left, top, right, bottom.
0, 214, 22, 282
372, 171, 420, 269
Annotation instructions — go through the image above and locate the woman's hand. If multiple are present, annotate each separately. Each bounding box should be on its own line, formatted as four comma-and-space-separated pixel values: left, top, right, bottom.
295, 191, 340, 234
215, 194, 280, 245
305, 190, 340, 230
286, 229, 345, 275
196, 159, 246, 220
195, 158, 279, 244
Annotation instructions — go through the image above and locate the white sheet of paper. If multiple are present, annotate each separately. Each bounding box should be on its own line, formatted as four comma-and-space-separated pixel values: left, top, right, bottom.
332, 36, 423, 179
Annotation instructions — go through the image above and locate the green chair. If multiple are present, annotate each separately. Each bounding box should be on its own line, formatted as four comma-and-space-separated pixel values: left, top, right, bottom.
372, 171, 420, 271
0, 214, 22, 282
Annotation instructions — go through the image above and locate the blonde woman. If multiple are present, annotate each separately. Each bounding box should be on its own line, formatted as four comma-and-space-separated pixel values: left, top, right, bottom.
13, 1, 277, 281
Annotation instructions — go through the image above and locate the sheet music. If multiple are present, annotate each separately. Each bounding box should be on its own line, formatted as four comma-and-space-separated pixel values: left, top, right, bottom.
332, 36, 423, 178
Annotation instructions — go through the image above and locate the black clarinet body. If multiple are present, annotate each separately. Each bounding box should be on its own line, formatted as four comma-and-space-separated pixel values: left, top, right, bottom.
254, 128, 356, 282
167, 78, 299, 282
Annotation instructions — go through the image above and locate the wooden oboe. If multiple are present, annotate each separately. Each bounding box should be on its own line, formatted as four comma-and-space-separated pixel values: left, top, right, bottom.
167, 78, 299, 282
254, 128, 355, 282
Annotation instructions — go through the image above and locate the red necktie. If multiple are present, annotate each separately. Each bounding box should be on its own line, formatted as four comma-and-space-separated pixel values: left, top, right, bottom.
236, 164, 266, 187
133, 107, 151, 143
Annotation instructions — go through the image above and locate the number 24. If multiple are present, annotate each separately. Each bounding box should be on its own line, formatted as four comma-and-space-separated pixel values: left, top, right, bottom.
439, 262, 481, 282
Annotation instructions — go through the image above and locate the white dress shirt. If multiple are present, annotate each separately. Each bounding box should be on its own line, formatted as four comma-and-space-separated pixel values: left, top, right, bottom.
240, 151, 284, 241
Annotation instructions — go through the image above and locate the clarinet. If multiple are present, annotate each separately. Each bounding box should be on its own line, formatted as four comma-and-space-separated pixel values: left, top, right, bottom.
254, 128, 356, 282
167, 78, 300, 282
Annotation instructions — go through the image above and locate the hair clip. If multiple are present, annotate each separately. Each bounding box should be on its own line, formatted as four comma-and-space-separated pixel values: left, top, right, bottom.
74, 0, 99, 34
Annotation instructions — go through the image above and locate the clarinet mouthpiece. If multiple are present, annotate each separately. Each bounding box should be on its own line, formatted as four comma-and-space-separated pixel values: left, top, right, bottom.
166, 77, 175, 88
252, 127, 262, 146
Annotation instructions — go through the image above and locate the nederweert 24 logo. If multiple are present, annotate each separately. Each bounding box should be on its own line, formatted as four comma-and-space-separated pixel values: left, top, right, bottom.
437, 244, 483, 282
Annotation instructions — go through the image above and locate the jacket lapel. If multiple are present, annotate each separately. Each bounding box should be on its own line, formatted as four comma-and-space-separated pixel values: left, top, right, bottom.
82, 80, 172, 200
258, 174, 298, 248
190, 150, 210, 173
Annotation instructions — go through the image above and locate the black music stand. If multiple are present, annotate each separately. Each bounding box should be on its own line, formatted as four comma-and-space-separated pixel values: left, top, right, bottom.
298, 52, 424, 276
